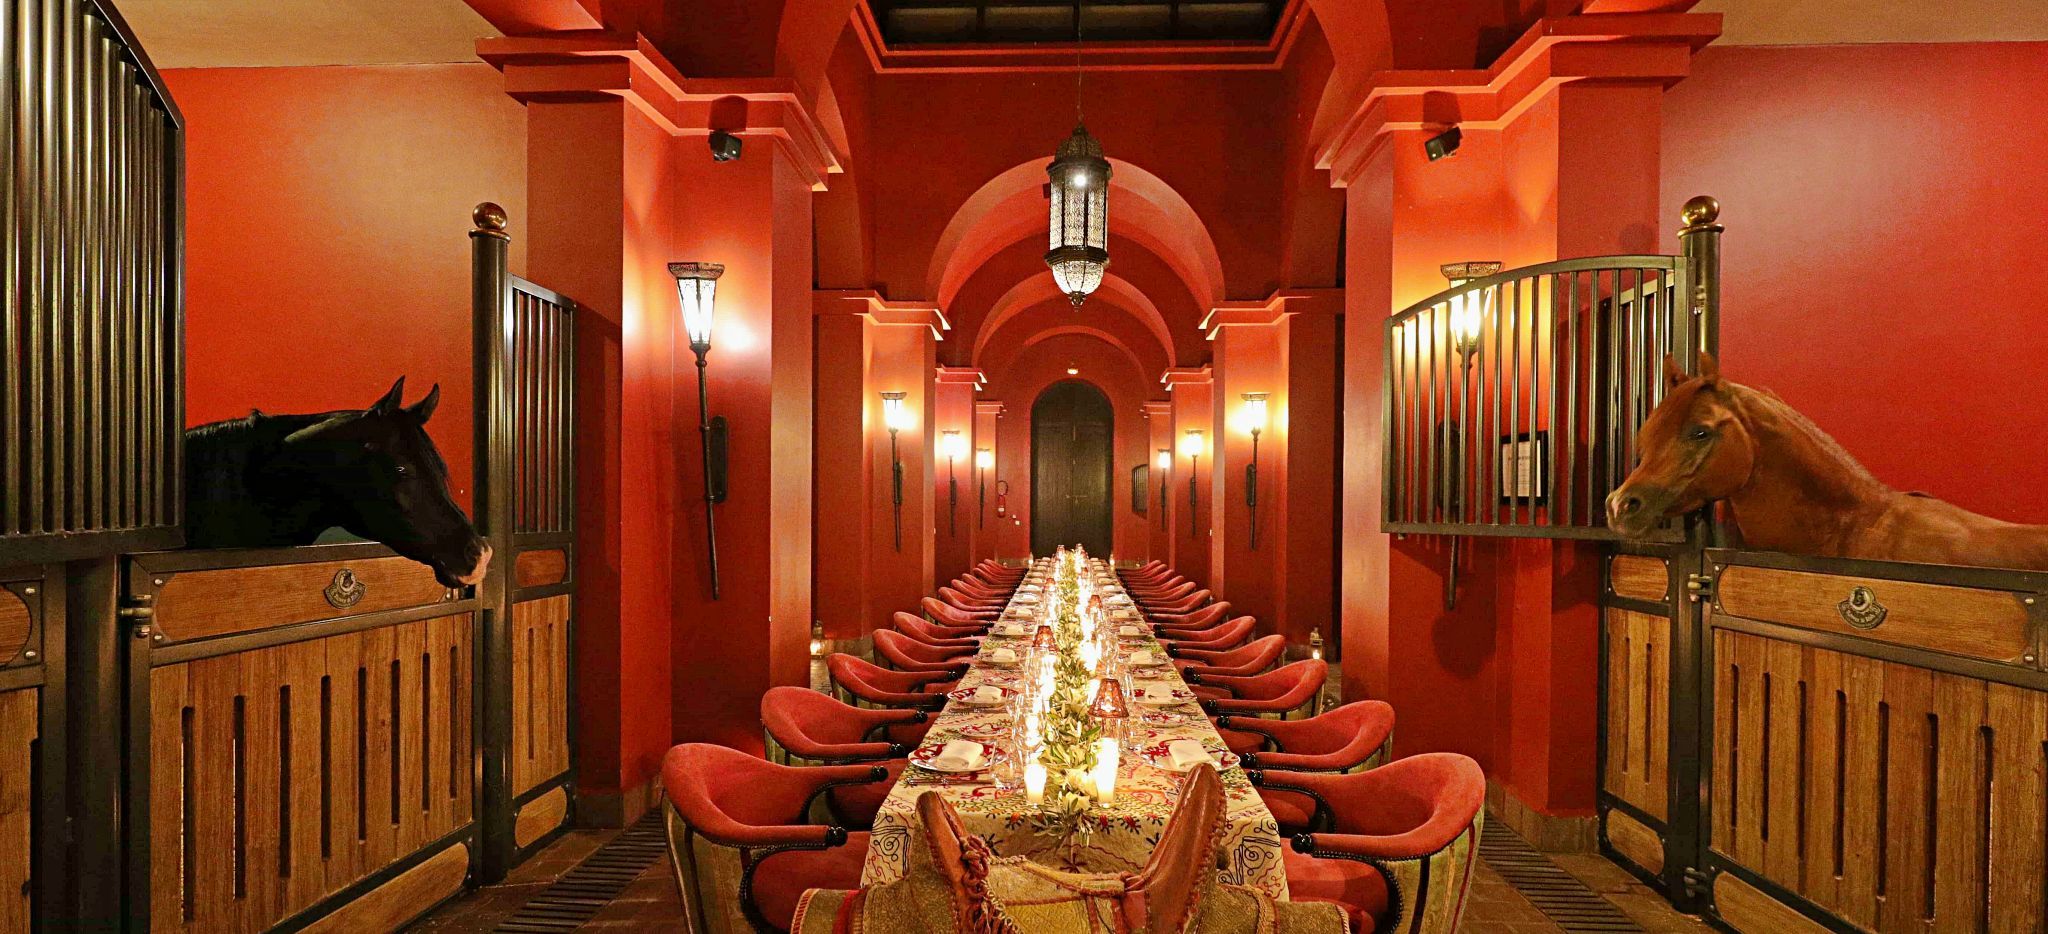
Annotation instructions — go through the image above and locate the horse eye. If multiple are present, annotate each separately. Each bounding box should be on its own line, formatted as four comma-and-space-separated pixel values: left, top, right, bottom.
395, 465, 410, 477
1688, 427, 1713, 441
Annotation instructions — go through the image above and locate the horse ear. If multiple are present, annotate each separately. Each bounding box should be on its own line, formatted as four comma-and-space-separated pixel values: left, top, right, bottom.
407, 383, 440, 422
1662, 354, 1689, 390
1698, 351, 1722, 385
371, 377, 406, 415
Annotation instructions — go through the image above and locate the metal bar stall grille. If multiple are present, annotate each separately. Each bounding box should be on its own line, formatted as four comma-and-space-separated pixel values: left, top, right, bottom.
0, 0, 182, 566
1380, 253, 1698, 543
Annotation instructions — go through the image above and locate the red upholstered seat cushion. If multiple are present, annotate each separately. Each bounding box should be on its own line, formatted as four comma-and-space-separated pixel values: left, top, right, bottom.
752, 831, 872, 929
1283, 849, 1390, 926
1216, 727, 1264, 755
829, 759, 908, 827
1256, 787, 1315, 834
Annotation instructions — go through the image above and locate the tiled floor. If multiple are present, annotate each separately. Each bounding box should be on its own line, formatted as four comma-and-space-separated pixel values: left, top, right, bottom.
411, 818, 1712, 932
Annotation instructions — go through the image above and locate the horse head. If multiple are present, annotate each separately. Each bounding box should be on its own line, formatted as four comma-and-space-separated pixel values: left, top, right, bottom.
1607, 353, 1757, 538
273, 378, 491, 588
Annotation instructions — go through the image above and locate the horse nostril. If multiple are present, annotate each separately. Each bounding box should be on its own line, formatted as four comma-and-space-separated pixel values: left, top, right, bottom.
1618, 496, 1643, 516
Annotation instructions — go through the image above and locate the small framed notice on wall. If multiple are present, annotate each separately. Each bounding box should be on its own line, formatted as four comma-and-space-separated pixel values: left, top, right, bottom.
1497, 431, 1549, 504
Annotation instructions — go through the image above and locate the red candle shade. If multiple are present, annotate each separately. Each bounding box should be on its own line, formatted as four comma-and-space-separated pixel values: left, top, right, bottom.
1089, 678, 1129, 720
1032, 625, 1056, 652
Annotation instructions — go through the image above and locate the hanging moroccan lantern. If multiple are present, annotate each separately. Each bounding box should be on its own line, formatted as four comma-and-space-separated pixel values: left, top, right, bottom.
1045, 124, 1111, 307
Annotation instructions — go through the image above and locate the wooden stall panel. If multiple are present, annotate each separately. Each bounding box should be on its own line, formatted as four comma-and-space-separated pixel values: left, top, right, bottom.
150, 614, 474, 934
1710, 629, 2048, 933
151, 556, 454, 644
0, 590, 28, 665
513, 549, 567, 589
1603, 607, 1669, 821
1716, 565, 2035, 665
511, 596, 570, 796
1609, 555, 1669, 603
0, 690, 34, 934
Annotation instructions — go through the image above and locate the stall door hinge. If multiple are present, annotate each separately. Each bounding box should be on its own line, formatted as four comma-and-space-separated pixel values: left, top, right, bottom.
1685, 573, 1715, 603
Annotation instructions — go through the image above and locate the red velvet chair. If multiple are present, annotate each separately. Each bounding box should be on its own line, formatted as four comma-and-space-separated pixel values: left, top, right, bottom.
922, 596, 998, 627
1193, 658, 1325, 720
1217, 701, 1396, 833
663, 743, 885, 933
894, 611, 983, 647
1143, 588, 1212, 616
872, 629, 973, 676
937, 585, 1005, 612
973, 559, 1023, 582
1153, 601, 1233, 637
1160, 616, 1256, 656
1255, 753, 1486, 934
950, 574, 1012, 598
1172, 634, 1285, 679
827, 653, 955, 710
1132, 580, 1195, 604
760, 685, 931, 765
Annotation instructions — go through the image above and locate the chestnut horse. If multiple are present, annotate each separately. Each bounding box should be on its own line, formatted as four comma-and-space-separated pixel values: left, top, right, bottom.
1607, 354, 2048, 571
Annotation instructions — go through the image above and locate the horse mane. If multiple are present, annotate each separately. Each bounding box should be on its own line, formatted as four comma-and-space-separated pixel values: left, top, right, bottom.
1720, 380, 1889, 493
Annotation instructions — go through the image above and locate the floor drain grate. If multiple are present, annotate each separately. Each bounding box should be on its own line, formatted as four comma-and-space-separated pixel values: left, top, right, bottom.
1479, 821, 1642, 933
494, 811, 669, 932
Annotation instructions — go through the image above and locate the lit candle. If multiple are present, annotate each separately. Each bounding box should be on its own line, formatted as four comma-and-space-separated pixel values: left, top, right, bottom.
1025, 760, 1047, 805
1094, 739, 1119, 804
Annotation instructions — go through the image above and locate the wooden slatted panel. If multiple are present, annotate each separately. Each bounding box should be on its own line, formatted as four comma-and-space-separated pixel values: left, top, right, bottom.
1603, 606, 1669, 820
1609, 554, 1669, 602
151, 556, 452, 644
511, 595, 569, 795
1711, 629, 2048, 933
150, 614, 474, 933
0, 589, 27, 664
0, 689, 34, 934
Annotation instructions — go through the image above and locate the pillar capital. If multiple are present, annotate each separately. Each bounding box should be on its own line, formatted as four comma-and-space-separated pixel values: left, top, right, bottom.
973, 400, 1006, 417
1160, 366, 1213, 391
935, 367, 986, 389
479, 33, 843, 189
813, 290, 950, 340
1315, 13, 1719, 186
1141, 400, 1174, 419
1199, 289, 1344, 340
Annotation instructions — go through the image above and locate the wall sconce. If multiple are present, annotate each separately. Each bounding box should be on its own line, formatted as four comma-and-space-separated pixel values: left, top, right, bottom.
811, 620, 826, 657
670, 261, 727, 599
1438, 260, 1500, 610
1179, 429, 1204, 537
940, 429, 966, 537
975, 447, 994, 528
1240, 393, 1268, 551
881, 391, 909, 552
1154, 448, 1171, 524
1424, 126, 1461, 162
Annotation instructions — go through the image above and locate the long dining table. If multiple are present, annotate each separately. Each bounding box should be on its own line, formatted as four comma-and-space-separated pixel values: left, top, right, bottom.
860, 558, 1290, 898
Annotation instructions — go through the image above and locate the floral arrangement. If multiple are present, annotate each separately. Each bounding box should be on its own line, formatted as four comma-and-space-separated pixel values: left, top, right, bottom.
1026, 549, 1106, 842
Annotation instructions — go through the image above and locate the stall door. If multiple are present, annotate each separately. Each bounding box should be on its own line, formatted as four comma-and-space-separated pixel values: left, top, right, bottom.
1031, 381, 1114, 556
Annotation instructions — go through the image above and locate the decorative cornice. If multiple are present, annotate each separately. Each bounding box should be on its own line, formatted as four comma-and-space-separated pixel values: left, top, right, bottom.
478, 32, 843, 190
1141, 401, 1174, 418
1198, 289, 1343, 340
813, 289, 950, 340
935, 367, 987, 389
973, 400, 1006, 417
1316, 13, 1720, 187
1159, 366, 1213, 391
849, 0, 1311, 74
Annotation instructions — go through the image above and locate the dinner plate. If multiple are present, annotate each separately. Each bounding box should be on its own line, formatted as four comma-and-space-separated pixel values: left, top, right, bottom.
1130, 686, 1196, 706
911, 743, 1010, 774
1138, 711, 1190, 726
1139, 741, 1240, 773
947, 685, 1016, 707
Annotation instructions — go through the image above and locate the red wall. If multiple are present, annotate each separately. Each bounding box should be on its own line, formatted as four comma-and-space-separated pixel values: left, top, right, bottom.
1662, 42, 2048, 525
169, 64, 529, 510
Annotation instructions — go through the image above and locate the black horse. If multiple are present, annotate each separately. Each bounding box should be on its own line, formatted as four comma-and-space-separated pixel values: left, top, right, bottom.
184, 377, 491, 588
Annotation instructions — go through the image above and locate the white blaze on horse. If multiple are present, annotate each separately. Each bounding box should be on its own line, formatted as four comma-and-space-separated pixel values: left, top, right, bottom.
1607, 353, 2048, 572
184, 377, 491, 588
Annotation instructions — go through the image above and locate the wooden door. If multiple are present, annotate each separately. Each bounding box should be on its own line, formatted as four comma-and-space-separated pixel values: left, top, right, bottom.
1031, 381, 1114, 556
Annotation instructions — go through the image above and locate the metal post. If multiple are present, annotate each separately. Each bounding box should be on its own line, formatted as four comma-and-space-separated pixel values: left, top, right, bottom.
65, 556, 120, 925
695, 353, 721, 599
470, 202, 516, 882
890, 429, 903, 551
1678, 195, 1722, 362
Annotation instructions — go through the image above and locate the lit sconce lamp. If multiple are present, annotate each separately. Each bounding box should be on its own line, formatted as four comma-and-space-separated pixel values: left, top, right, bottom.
670, 261, 728, 599
975, 447, 995, 528
882, 391, 910, 552
1066, 363, 1080, 376
941, 429, 967, 537
1179, 429, 1205, 537
1439, 261, 1500, 610
811, 620, 826, 657
1239, 393, 1268, 550
1154, 448, 1171, 524
1309, 629, 1324, 661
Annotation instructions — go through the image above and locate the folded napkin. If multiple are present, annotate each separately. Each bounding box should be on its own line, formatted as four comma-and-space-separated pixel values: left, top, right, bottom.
932, 740, 985, 770
1118, 624, 1140, 637
1128, 649, 1154, 667
971, 685, 1004, 705
1167, 739, 1215, 769
1134, 682, 1174, 704
989, 647, 1017, 664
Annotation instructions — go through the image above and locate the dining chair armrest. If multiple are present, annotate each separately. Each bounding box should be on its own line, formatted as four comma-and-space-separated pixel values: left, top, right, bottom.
796, 764, 892, 823
1213, 715, 1286, 751
1246, 769, 1335, 833
859, 709, 927, 744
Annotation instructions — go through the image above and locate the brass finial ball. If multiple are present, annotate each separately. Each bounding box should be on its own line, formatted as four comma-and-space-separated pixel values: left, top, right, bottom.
1682, 195, 1720, 227
473, 202, 509, 232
